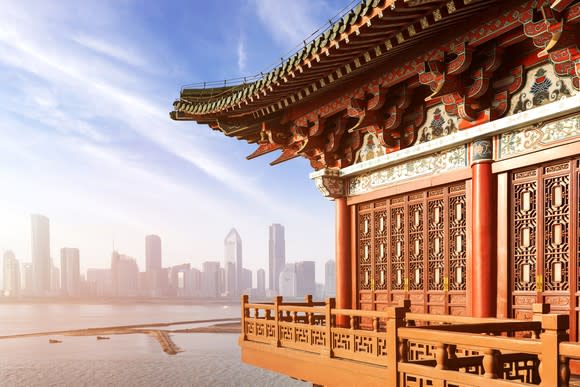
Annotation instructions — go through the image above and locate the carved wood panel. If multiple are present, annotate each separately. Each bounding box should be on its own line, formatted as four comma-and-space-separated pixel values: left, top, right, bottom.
510, 158, 580, 340
356, 183, 467, 316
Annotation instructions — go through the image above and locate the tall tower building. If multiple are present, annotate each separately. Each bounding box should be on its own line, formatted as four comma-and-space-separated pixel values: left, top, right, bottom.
224, 228, 242, 296
60, 248, 80, 297
31, 214, 51, 296
296, 261, 316, 297
145, 235, 162, 272
3, 251, 20, 296
257, 268, 266, 294
145, 234, 163, 296
324, 259, 336, 297
269, 224, 285, 292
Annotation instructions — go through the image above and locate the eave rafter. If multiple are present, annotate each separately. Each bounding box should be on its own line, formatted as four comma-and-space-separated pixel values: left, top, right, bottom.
173, 0, 580, 172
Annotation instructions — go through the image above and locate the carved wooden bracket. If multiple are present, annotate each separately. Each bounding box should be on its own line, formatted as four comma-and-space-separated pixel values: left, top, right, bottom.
549, 45, 580, 90
312, 169, 345, 200
521, 5, 565, 57
490, 65, 524, 119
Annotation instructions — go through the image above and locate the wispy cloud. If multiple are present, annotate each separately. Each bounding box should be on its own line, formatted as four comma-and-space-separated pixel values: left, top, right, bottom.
0, 10, 297, 216
251, 0, 333, 49
72, 34, 149, 70
237, 36, 247, 73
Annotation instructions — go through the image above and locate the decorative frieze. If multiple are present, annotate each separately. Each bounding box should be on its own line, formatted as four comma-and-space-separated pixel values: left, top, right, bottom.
349, 146, 467, 196
509, 64, 574, 115
499, 114, 580, 159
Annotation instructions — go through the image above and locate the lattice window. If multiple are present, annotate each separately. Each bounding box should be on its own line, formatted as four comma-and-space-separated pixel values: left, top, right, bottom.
449, 194, 467, 291
543, 171, 570, 291
408, 202, 424, 291
374, 209, 388, 290
512, 177, 538, 292
391, 206, 406, 291
356, 182, 467, 314
428, 198, 445, 291
359, 212, 372, 290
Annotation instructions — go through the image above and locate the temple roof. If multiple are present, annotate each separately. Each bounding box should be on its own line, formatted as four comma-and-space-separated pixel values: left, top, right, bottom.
170, 0, 502, 138
170, 0, 580, 171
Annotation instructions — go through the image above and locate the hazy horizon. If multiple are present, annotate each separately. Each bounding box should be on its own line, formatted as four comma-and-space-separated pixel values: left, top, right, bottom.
0, 0, 355, 284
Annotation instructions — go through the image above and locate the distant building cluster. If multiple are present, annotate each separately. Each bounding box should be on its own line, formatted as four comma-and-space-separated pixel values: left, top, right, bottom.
2, 215, 336, 300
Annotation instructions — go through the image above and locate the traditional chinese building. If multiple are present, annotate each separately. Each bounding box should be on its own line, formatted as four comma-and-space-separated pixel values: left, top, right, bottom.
172, 0, 580, 385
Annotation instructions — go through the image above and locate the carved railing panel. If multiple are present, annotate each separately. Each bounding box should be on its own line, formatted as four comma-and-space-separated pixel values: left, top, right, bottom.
241, 296, 575, 386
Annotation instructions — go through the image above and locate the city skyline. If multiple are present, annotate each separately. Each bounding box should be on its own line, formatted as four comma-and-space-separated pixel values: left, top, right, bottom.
0, 0, 340, 289
1, 213, 335, 293
0, 212, 332, 285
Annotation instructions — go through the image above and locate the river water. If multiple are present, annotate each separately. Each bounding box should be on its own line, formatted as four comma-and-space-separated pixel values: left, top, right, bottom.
0, 303, 307, 387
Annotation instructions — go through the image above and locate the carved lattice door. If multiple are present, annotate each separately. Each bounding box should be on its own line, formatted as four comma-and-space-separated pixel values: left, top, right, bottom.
510, 158, 580, 339
357, 183, 468, 319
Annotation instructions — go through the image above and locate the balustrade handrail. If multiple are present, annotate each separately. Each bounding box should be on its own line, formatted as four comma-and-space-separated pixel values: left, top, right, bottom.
560, 341, 580, 358
332, 308, 394, 319
412, 321, 541, 334
278, 305, 326, 314
405, 312, 523, 325
240, 296, 573, 386
245, 303, 275, 310
398, 327, 544, 354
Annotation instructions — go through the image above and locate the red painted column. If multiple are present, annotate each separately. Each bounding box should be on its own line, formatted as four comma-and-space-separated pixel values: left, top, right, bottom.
471, 139, 496, 317
335, 197, 352, 326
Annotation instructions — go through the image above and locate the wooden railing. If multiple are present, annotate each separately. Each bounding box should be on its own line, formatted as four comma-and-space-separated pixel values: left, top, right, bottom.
241, 295, 580, 386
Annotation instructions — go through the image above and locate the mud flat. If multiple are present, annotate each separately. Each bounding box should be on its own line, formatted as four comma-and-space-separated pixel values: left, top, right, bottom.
0, 318, 241, 355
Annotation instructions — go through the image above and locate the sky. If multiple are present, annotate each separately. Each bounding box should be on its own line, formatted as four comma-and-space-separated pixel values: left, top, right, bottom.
0, 0, 356, 284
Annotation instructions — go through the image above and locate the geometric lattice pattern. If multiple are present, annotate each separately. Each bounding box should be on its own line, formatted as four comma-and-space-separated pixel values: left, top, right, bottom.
510, 159, 579, 322
356, 183, 467, 314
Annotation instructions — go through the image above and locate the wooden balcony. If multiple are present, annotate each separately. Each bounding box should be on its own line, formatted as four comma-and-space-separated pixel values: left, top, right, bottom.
240, 295, 580, 386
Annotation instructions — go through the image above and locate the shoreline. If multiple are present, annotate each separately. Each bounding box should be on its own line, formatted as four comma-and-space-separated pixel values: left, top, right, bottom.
0, 318, 241, 340
1, 318, 242, 356
0, 297, 248, 306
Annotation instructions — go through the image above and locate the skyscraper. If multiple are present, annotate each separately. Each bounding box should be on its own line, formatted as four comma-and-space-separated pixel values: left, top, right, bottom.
145, 234, 163, 296
295, 261, 315, 297
60, 248, 80, 297
257, 268, 266, 294
224, 228, 242, 296
111, 251, 138, 297
201, 261, 220, 297
145, 235, 162, 272
21, 262, 33, 295
269, 224, 285, 292
3, 251, 20, 296
31, 214, 50, 295
324, 260, 336, 297
279, 263, 296, 297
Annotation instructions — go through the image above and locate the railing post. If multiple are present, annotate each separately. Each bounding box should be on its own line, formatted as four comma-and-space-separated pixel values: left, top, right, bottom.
483, 349, 499, 378
324, 297, 335, 358
241, 295, 248, 341
274, 296, 282, 347
386, 306, 406, 386
539, 313, 569, 387
399, 299, 414, 327
532, 302, 550, 339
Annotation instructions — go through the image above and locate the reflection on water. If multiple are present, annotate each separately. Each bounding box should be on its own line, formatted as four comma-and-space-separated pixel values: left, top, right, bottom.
0, 303, 307, 387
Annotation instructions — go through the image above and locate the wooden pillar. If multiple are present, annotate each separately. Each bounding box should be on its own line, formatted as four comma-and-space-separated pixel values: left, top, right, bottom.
336, 197, 352, 326
471, 139, 497, 317
312, 169, 350, 326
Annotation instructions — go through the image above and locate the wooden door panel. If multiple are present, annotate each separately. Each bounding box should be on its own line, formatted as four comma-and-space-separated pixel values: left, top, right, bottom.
356, 183, 468, 316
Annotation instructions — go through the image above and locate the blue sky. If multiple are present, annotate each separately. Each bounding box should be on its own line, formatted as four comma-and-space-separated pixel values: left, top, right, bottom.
0, 0, 355, 283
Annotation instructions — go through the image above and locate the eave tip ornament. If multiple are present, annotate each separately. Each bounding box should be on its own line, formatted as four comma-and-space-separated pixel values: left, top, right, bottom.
311, 168, 345, 200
